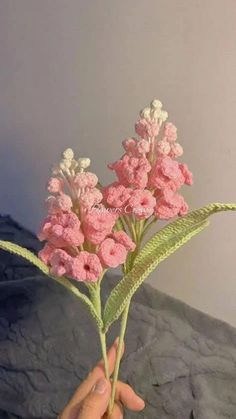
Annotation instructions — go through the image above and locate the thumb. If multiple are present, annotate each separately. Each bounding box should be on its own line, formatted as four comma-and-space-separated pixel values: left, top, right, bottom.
78, 378, 111, 419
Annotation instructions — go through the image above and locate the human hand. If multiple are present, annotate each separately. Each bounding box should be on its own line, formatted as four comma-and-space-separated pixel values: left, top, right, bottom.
59, 339, 145, 419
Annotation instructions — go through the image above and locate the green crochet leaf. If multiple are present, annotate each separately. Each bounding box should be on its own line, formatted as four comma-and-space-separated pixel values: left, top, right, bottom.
0, 240, 103, 329
134, 203, 236, 266
0, 240, 50, 275
103, 203, 236, 332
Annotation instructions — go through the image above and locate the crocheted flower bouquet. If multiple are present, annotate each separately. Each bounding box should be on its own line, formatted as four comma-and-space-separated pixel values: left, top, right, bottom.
0, 99, 235, 415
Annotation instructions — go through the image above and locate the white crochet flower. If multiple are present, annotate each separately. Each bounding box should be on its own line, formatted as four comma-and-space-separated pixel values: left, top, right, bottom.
151, 99, 162, 109
78, 157, 91, 171
140, 107, 151, 119
62, 148, 74, 160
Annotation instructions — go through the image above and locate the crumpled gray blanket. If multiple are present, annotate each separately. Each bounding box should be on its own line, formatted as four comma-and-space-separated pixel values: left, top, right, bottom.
0, 215, 236, 419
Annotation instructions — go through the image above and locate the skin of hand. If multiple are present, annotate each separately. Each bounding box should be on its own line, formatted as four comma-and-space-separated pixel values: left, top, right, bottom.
59, 338, 145, 419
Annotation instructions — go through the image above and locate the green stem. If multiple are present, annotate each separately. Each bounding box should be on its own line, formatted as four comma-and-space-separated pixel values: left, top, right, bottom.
141, 217, 157, 238
108, 217, 150, 415
99, 329, 109, 380
89, 280, 109, 380
109, 301, 130, 415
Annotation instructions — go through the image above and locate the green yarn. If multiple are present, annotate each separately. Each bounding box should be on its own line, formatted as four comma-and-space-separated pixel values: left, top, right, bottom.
103, 203, 236, 332
0, 240, 103, 329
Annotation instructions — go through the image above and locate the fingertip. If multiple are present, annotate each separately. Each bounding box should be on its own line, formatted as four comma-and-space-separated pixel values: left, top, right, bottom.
113, 337, 125, 355
135, 395, 145, 411
114, 336, 119, 347
129, 392, 145, 411
116, 382, 145, 411
114, 336, 124, 347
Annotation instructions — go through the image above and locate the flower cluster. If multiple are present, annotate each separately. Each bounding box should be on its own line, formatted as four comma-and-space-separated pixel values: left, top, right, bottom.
38, 99, 193, 283
38, 149, 136, 282
104, 99, 193, 220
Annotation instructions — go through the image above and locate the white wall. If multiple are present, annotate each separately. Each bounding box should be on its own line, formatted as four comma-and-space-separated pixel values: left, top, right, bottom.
0, 0, 236, 326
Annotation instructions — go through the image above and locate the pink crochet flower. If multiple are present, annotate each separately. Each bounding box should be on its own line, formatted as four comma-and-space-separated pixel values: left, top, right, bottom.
83, 208, 117, 232
137, 139, 150, 155
169, 142, 183, 158
154, 189, 189, 220
83, 229, 108, 245
128, 189, 156, 219
47, 178, 63, 193
149, 156, 185, 192
104, 184, 132, 208
79, 188, 103, 209
38, 104, 193, 278
83, 208, 118, 244
38, 212, 84, 247
86, 172, 99, 188
49, 249, 72, 276
98, 238, 127, 268
46, 194, 73, 213
122, 138, 137, 155
163, 122, 177, 142
157, 140, 171, 156
112, 231, 136, 251
135, 118, 159, 139
38, 243, 55, 265
109, 155, 151, 189
179, 163, 193, 185
69, 251, 103, 282
74, 172, 98, 189
122, 138, 150, 156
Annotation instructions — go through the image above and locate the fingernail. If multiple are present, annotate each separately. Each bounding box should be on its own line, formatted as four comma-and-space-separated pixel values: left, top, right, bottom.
93, 378, 108, 394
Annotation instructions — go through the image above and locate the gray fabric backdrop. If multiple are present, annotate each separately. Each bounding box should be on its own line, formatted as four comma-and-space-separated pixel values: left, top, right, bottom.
0, 216, 236, 419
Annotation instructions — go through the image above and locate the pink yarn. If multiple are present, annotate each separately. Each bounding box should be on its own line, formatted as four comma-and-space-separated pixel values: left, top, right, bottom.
154, 189, 189, 220
169, 143, 183, 158
122, 138, 137, 154
157, 140, 171, 156
86, 172, 99, 188
123, 138, 150, 156
179, 163, 193, 185
109, 154, 151, 189
104, 184, 132, 208
74, 172, 98, 189
128, 189, 156, 219
83, 208, 117, 232
149, 156, 185, 192
79, 188, 103, 209
112, 231, 136, 251
69, 251, 103, 282
46, 194, 73, 214
83, 208, 118, 244
163, 122, 177, 142
98, 238, 127, 268
47, 178, 63, 193
38, 211, 84, 247
135, 118, 159, 139
74, 173, 88, 189
83, 229, 108, 245
137, 139, 150, 155
38, 104, 193, 277
38, 243, 55, 265
49, 249, 72, 277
